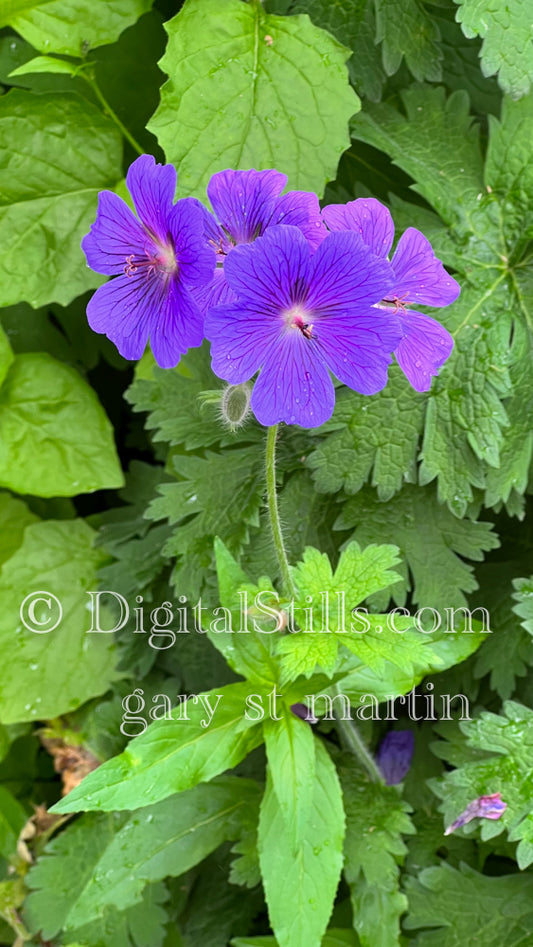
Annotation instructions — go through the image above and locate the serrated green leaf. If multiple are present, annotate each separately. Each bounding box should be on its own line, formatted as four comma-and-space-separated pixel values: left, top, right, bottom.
335, 484, 499, 611
51, 683, 263, 813
339, 756, 414, 947
0, 354, 123, 497
0, 519, 116, 724
454, 0, 533, 98
0, 491, 38, 569
513, 576, 533, 635
0, 90, 122, 308
26, 778, 259, 932
149, 0, 358, 199
263, 712, 315, 848
8, 54, 79, 76
1, 0, 154, 56
258, 738, 344, 947
431, 701, 533, 867
404, 862, 533, 945
375, 0, 442, 81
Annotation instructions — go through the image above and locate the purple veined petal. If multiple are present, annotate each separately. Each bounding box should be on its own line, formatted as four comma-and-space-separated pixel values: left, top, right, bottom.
250, 332, 335, 428
206, 300, 280, 385
316, 306, 401, 395
375, 730, 415, 785
86, 272, 157, 361
195, 267, 236, 316
190, 197, 233, 255
395, 309, 454, 392
207, 168, 287, 243
150, 281, 204, 368
391, 228, 461, 307
223, 225, 313, 311
167, 198, 216, 291
306, 230, 394, 312
81, 190, 151, 276
444, 792, 507, 836
322, 198, 395, 258
125, 154, 177, 243
273, 190, 327, 251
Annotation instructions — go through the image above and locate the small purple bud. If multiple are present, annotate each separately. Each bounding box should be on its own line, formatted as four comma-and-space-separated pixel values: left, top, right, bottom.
376, 730, 414, 785
444, 792, 507, 835
290, 703, 318, 724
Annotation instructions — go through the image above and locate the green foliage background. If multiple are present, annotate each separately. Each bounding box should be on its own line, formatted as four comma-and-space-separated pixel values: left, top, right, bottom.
0, 0, 532, 944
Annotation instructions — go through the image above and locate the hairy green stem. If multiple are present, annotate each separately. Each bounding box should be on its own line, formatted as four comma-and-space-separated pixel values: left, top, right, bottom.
87, 76, 145, 156
334, 688, 385, 783
265, 425, 298, 600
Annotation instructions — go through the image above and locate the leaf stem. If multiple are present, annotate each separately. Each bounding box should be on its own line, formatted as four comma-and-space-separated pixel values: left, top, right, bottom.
265, 425, 298, 600
334, 687, 385, 783
86, 75, 145, 156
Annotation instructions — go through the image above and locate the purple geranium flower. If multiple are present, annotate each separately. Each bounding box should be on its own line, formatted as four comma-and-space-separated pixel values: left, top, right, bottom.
444, 792, 507, 836
322, 198, 459, 391
376, 730, 414, 785
82, 154, 215, 368
205, 225, 402, 428
196, 168, 326, 310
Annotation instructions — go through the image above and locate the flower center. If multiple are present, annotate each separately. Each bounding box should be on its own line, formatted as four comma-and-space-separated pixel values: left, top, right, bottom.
123, 239, 178, 281
284, 306, 316, 341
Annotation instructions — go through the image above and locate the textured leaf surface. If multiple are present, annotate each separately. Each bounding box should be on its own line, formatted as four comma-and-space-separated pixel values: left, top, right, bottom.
454, 0, 533, 98
0, 519, 116, 724
149, 0, 358, 198
0, 0, 153, 56
0, 354, 123, 496
0, 90, 122, 307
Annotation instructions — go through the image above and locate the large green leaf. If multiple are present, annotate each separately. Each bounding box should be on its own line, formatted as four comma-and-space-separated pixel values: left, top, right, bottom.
454, 0, 533, 98
0, 0, 153, 56
258, 738, 345, 947
52, 683, 263, 812
148, 0, 358, 199
0, 519, 116, 724
0, 90, 122, 308
0, 353, 123, 496
26, 778, 259, 932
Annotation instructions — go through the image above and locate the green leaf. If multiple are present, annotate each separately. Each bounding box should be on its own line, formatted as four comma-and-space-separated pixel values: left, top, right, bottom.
430, 701, 533, 868
513, 576, 533, 636
0, 353, 123, 496
0, 785, 27, 859
232, 931, 359, 947
335, 485, 499, 611
339, 757, 414, 947
0, 0, 154, 56
51, 683, 263, 813
26, 778, 259, 932
8, 54, 79, 76
258, 738, 345, 947
374, 0, 442, 81
263, 712, 315, 848
0, 519, 116, 724
0, 491, 38, 569
0, 89, 122, 308
290, 0, 385, 101
404, 862, 533, 945
148, 0, 359, 199
454, 0, 533, 98
0, 324, 13, 389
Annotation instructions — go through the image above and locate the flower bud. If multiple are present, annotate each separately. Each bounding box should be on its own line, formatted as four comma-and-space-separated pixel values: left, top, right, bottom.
220, 383, 252, 429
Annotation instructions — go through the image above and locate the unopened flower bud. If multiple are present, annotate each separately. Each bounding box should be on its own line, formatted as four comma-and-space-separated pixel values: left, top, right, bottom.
220, 383, 252, 429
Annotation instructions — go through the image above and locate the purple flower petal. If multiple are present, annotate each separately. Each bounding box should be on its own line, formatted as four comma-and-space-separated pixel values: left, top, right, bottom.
81, 190, 150, 276
390, 228, 461, 308
290, 703, 319, 724
322, 198, 395, 258
273, 190, 327, 250
86, 273, 156, 361
444, 792, 507, 836
317, 308, 400, 395
207, 168, 287, 243
125, 154, 177, 244
150, 282, 204, 368
205, 300, 279, 384
376, 730, 414, 785
251, 333, 335, 428
223, 225, 312, 310
306, 230, 394, 311
196, 267, 236, 314
167, 198, 216, 291
395, 309, 454, 391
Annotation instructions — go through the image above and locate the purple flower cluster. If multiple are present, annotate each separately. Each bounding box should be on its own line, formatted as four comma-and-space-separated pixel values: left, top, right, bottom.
83, 155, 459, 428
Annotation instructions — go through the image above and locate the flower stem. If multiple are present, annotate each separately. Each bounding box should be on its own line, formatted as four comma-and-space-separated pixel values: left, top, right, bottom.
334, 688, 385, 783
86, 76, 145, 156
265, 425, 297, 600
